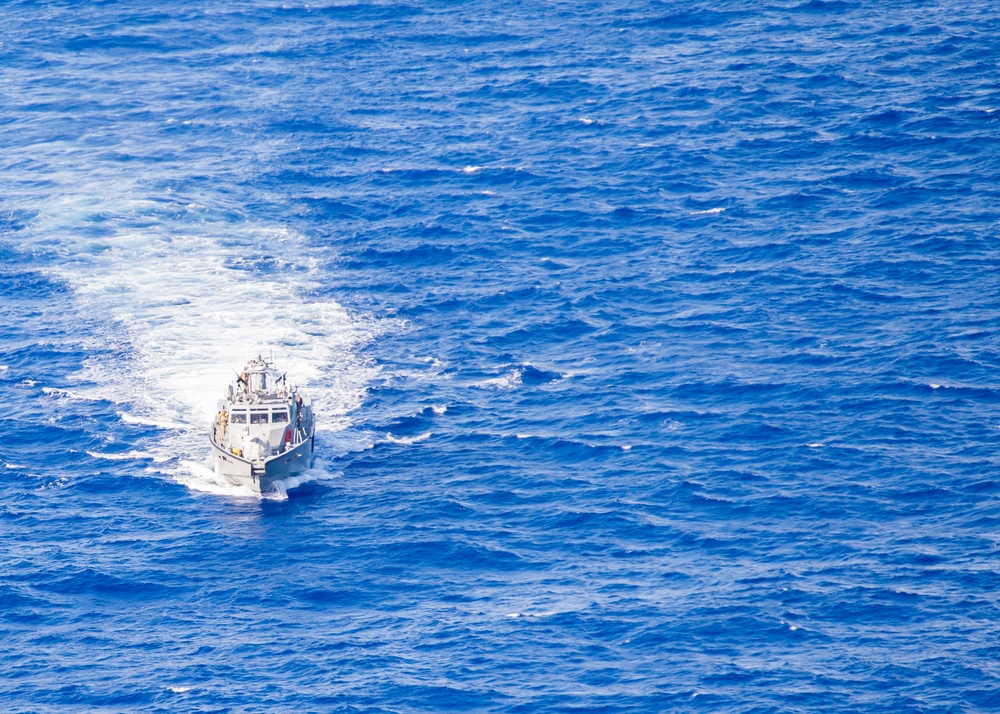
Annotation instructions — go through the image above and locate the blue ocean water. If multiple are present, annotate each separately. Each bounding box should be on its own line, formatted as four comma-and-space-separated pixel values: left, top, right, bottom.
2, 0, 1000, 710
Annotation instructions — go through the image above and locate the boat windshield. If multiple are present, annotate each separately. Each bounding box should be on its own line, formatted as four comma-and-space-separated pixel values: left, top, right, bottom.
230, 411, 247, 424
250, 412, 269, 424
272, 411, 288, 422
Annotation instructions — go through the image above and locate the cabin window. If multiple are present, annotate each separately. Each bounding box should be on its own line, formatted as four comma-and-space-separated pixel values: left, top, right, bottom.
272, 411, 288, 422
250, 412, 269, 424
230, 412, 247, 424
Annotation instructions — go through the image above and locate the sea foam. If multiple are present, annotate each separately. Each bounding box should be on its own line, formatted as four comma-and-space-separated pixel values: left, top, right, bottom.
17, 193, 381, 491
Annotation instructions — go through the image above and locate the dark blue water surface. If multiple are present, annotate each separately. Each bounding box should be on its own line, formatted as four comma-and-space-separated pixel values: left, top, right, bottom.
3, 1, 1000, 710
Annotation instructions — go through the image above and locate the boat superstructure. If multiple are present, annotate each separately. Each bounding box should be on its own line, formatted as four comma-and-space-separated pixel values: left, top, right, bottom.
210, 355, 314, 495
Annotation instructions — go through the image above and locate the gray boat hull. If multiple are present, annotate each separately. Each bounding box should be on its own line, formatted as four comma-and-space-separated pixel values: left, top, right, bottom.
210, 433, 314, 495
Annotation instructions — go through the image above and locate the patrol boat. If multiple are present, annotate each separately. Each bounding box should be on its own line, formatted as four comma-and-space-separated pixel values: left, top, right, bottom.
210, 355, 315, 495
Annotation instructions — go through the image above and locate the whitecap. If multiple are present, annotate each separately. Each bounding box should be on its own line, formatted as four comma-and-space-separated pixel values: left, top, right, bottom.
43, 386, 100, 401
86, 449, 167, 463
117, 412, 189, 431
385, 431, 431, 445
476, 370, 523, 390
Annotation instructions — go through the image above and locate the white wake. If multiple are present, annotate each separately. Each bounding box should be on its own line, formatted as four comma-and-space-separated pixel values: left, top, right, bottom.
20, 194, 381, 498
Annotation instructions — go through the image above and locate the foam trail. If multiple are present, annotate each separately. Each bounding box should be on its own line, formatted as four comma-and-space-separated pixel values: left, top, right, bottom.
17, 194, 380, 496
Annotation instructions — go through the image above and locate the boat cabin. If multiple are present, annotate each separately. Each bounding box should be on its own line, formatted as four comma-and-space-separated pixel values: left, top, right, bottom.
231, 404, 294, 448
228, 407, 290, 426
